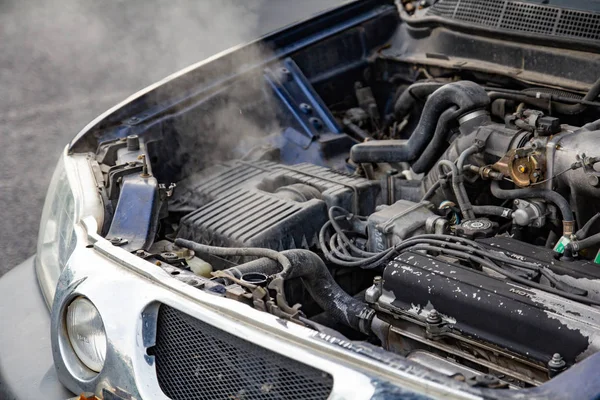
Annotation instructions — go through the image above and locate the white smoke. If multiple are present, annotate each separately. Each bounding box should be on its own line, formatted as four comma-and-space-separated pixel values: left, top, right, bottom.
0, 0, 347, 272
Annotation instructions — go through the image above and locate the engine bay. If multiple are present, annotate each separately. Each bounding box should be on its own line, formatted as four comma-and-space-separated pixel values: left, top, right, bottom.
81, 4, 600, 390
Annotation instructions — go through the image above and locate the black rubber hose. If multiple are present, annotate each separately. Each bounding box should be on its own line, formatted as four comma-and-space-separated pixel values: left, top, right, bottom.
350, 81, 490, 164
421, 180, 441, 201
175, 239, 293, 279
490, 181, 575, 235
393, 81, 444, 121
578, 118, 600, 132
342, 118, 372, 141
411, 106, 459, 173
570, 231, 600, 253
576, 212, 600, 239
225, 249, 374, 334
438, 159, 475, 220
554, 77, 600, 115
406, 244, 600, 307
488, 91, 548, 110
487, 78, 600, 115
472, 205, 513, 219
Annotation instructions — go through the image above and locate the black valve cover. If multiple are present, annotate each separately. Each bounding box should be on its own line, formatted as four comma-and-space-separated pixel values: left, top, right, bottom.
378, 247, 600, 365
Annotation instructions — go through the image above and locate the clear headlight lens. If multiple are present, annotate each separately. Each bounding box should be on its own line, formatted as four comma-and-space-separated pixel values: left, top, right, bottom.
36, 149, 103, 306
66, 297, 107, 372
37, 155, 78, 305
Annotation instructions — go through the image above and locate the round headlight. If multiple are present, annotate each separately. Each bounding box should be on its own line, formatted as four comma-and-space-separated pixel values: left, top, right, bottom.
65, 297, 107, 372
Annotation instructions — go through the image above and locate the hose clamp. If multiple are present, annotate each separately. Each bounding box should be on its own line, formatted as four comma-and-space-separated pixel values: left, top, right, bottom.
458, 109, 489, 125
358, 308, 376, 335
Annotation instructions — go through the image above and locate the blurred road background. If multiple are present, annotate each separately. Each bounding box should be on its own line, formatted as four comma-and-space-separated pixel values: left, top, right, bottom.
0, 0, 348, 275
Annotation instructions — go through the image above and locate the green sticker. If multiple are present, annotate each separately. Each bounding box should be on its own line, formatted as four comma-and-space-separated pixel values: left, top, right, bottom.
594, 250, 600, 264
554, 236, 571, 254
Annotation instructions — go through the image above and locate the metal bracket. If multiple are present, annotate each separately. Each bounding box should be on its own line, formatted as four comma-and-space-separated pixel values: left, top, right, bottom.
264, 58, 343, 149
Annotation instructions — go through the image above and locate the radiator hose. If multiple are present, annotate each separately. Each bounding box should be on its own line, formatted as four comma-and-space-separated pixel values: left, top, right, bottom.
232, 250, 374, 334
350, 81, 489, 164
176, 238, 374, 334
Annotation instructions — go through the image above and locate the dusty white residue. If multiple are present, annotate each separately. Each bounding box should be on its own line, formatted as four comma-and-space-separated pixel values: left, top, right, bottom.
407, 301, 457, 325
528, 287, 600, 360
516, 309, 523, 315
400, 265, 422, 276
542, 267, 600, 302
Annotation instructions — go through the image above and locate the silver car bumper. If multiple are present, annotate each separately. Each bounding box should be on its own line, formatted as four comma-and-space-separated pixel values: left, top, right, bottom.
49, 217, 477, 399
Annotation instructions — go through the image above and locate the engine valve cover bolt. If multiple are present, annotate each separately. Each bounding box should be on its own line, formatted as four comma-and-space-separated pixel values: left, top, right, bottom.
548, 353, 567, 378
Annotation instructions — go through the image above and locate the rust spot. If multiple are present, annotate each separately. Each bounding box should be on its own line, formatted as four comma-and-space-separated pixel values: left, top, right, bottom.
76, 394, 99, 400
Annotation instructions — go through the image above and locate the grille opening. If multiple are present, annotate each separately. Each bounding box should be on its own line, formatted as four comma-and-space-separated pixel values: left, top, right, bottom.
147, 305, 334, 400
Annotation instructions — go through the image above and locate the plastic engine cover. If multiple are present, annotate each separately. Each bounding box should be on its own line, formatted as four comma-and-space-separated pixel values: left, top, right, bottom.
175, 160, 381, 252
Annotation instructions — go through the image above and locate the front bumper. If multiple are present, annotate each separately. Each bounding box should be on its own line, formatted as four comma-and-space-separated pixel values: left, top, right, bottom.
47, 213, 508, 400
0, 256, 73, 400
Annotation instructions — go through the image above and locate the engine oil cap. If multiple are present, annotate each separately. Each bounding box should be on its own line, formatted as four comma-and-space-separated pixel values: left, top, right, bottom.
455, 218, 498, 239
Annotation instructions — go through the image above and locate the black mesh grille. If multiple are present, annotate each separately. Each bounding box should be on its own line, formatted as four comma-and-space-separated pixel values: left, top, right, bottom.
557, 9, 600, 40
426, 0, 600, 41
149, 305, 334, 400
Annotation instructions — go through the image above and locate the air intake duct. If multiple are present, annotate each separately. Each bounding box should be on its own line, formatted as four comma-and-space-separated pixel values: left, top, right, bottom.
350, 81, 489, 164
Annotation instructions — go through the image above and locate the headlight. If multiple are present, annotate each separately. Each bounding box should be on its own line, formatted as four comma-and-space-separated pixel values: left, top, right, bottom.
36, 148, 103, 306
65, 297, 107, 372
37, 154, 77, 305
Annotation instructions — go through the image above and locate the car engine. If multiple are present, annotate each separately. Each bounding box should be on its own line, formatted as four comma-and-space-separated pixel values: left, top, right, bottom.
86, 6, 600, 390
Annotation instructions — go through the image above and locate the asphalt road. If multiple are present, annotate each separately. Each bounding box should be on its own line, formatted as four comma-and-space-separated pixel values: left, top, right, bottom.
0, 0, 349, 276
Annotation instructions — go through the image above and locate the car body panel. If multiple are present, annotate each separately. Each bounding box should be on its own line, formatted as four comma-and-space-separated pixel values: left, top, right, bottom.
0, 256, 73, 399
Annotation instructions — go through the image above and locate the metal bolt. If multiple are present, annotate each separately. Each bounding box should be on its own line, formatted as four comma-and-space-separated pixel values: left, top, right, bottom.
162, 252, 178, 261
126, 135, 140, 151
548, 353, 565, 368
373, 276, 382, 285
109, 237, 128, 246
138, 154, 150, 177
547, 353, 566, 378
426, 309, 442, 324
280, 67, 292, 81
309, 117, 323, 131
299, 103, 313, 114
514, 200, 520, 205
135, 249, 145, 256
